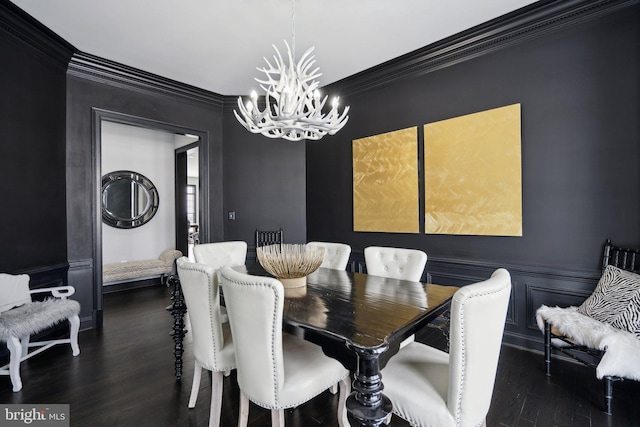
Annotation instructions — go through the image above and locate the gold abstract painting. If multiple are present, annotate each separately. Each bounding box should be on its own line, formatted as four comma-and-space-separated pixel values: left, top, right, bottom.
424, 104, 522, 236
353, 127, 419, 233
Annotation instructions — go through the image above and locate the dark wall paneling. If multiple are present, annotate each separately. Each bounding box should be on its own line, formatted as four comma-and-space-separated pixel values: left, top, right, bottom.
221, 103, 307, 253
67, 56, 225, 328
513, 274, 599, 350
67, 258, 96, 329
525, 284, 593, 330
0, 2, 74, 273
342, 251, 601, 350
24, 263, 92, 338
433, 257, 602, 349
306, 1, 639, 351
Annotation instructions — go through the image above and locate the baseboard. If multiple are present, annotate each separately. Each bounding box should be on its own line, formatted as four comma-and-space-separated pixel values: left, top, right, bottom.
102, 277, 164, 294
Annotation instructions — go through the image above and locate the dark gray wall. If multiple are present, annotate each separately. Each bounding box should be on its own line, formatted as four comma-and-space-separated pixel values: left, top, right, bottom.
222, 106, 307, 258
0, 1, 75, 364
0, 2, 72, 274
306, 2, 640, 348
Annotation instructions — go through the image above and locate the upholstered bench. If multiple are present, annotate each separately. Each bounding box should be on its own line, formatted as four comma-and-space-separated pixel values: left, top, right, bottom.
536, 239, 640, 414
537, 303, 640, 379
103, 249, 182, 286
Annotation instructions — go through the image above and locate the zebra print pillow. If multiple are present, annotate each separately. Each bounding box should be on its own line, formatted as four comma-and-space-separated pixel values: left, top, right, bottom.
577, 265, 640, 339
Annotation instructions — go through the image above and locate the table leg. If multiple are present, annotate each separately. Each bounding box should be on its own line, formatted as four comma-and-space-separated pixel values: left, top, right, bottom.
346, 344, 393, 427
168, 275, 187, 380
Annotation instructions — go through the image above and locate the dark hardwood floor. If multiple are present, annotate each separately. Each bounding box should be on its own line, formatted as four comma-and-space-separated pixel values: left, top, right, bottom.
1, 285, 639, 426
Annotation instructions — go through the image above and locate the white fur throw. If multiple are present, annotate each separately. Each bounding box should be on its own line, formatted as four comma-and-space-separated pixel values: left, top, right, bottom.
537, 305, 640, 381
0, 299, 80, 341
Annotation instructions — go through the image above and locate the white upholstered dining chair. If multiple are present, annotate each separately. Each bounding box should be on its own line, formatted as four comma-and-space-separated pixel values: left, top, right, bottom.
306, 241, 351, 270
220, 267, 351, 427
193, 241, 247, 269
364, 246, 427, 282
381, 268, 512, 427
365, 246, 428, 347
192, 241, 247, 323
176, 257, 236, 427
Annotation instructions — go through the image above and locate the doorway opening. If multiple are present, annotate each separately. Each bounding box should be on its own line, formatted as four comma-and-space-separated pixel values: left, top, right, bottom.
92, 108, 209, 328
174, 142, 200, 260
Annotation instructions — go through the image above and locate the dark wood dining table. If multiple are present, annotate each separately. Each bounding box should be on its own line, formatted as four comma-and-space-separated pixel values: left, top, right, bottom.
169, 266, 457, 427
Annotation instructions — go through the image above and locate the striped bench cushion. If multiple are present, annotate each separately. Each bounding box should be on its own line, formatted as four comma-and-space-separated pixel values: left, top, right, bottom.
577, 265, 640, 339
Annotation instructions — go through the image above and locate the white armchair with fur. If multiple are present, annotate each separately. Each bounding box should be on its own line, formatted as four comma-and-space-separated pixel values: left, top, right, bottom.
0, 273, 80, 392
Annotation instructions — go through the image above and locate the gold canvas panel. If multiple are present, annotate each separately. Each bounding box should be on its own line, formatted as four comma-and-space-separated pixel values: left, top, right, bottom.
353, 127, 419, 233
424, 104, 522, 236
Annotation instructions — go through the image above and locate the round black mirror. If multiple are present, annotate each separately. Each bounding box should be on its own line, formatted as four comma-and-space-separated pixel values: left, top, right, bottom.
101, 170, 159, 228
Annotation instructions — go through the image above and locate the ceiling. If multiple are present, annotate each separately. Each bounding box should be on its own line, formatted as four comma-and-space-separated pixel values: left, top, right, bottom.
10, 0, 539, 96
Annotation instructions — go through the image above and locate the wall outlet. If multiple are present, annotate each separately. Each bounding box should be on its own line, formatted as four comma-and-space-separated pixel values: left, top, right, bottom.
228, 211, 236, 220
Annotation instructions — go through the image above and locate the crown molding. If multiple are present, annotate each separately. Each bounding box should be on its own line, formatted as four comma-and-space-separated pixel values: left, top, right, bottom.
223, 95, 242, 111
2, 0, 224, 109
68, 52, 225, 109
0, 0, 75, 68
5, 0, 635, 107
328, 0, 638, 96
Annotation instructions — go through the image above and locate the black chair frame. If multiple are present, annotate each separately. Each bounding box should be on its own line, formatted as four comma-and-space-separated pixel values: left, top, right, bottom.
255, 229, 283, 249
543, 238, 639, 414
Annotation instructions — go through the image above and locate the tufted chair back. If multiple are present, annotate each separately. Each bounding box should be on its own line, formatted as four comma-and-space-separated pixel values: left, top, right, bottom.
176, 257, 235, 373
193, 241, 247, 270
447, 268, 511, 426
364, 246, 427, 282
306, 242, 351, 270
220, 267, 285, 407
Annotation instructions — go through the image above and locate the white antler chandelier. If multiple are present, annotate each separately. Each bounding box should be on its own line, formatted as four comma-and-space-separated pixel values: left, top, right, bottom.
234, 1, 349, 142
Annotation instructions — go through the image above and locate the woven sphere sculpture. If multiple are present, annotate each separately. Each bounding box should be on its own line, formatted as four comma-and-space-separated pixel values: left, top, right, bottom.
257, 244, 325, 288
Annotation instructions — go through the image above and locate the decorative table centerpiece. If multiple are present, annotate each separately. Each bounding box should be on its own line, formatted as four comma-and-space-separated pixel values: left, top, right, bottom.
257, 244, 325, 288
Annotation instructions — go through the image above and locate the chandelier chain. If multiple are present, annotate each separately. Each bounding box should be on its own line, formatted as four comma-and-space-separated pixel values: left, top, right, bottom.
291, 0, 295, 61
